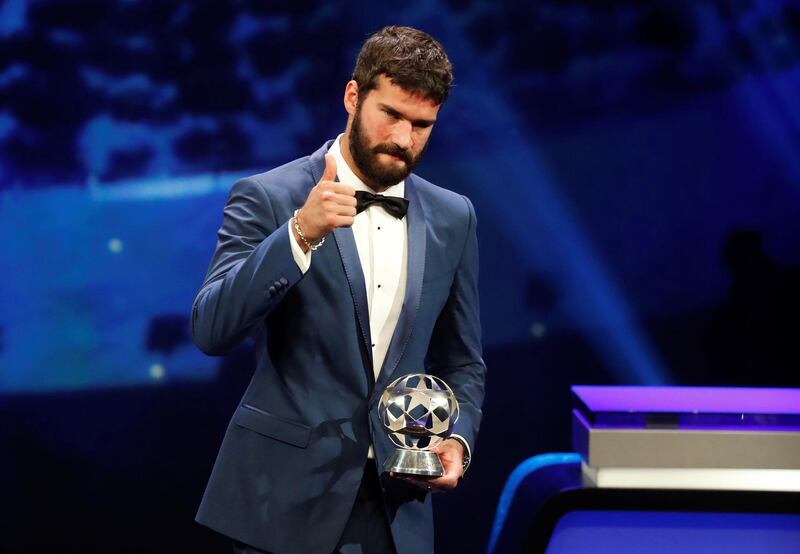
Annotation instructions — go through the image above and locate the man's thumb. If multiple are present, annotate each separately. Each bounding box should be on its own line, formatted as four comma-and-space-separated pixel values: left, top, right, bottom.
322, 153, 337, 181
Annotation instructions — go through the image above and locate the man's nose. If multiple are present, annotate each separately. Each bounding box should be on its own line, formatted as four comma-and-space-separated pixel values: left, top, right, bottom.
390, 120, 413, 150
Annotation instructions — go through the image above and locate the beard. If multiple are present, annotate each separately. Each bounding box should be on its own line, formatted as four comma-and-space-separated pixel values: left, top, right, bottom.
348, 105, 428, 190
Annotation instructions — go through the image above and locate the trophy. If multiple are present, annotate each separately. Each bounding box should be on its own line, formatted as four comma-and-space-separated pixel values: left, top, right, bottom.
378, 373, 459, 477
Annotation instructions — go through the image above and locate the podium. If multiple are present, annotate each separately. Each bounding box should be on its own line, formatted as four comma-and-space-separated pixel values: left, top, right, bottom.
488, 386, 800, 553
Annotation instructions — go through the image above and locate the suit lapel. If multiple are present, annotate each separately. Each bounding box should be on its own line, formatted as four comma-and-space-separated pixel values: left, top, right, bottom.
309, 142, 374, 370
375, 175, 426, 390
332, 226, 373, 369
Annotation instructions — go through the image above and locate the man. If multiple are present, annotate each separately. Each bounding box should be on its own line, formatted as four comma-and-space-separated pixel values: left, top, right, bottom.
192, 26, 485, 554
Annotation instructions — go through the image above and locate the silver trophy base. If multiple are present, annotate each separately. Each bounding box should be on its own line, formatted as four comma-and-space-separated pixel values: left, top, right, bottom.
383, 449, 444, 477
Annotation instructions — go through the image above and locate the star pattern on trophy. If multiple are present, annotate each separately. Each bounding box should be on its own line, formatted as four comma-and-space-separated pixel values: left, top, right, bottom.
379, 374, 459, 450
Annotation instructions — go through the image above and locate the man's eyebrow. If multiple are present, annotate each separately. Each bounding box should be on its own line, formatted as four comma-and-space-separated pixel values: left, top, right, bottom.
378, 103, 437, 127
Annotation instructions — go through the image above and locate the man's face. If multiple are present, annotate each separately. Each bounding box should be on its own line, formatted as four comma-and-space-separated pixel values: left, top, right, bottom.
348, 75, 440, 189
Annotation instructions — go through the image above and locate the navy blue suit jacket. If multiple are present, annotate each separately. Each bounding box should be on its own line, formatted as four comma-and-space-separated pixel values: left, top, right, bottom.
192, 141, 486, 553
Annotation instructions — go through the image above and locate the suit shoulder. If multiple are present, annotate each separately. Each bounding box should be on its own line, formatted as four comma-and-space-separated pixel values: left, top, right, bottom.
410, 173, 475, 222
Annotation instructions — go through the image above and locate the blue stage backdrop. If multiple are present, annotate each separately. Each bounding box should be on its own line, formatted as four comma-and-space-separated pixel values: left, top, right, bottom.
2, 1, 799, 552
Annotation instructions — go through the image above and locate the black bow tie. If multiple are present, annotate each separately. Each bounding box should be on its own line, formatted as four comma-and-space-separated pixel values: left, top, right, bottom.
355, 191, 409, 219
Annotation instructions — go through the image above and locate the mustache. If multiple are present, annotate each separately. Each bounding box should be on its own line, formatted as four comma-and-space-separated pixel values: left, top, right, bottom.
372, 144, 413, 164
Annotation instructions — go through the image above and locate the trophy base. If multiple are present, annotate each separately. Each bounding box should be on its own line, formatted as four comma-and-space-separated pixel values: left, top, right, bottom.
383, 449, 444, 477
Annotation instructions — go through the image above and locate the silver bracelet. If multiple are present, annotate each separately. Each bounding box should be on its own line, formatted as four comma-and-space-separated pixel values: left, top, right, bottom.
291, 209, 325, 251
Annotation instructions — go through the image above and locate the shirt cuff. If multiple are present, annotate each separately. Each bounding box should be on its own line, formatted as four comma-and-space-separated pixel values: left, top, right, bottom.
288, 222, 312, 274
450, 433, 472, 474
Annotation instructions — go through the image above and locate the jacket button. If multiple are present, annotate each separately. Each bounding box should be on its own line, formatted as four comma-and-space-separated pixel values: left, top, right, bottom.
268, 286, 277, 295
279, 277, 288, 286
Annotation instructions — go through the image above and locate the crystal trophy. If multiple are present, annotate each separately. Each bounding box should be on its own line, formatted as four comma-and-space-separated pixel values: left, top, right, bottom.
378, 373, 459, 477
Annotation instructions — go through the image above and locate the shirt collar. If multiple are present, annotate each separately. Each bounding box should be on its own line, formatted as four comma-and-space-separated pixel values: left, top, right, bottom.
328, 134, 405, 199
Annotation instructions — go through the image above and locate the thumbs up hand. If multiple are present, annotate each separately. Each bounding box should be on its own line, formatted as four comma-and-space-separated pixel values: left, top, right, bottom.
293, 154, 357, 252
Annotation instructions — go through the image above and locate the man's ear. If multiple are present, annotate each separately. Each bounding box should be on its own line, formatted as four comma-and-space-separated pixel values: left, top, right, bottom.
344, 80, 359, 115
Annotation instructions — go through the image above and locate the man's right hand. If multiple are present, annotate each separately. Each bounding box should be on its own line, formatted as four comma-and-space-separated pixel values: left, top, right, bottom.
293, 154, 357, 252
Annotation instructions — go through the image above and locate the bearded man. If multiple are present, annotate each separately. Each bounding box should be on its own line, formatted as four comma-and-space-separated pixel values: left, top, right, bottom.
192, 25, 486, 554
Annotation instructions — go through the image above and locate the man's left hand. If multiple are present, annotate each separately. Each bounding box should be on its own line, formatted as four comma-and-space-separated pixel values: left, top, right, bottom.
390, 438, 464, 493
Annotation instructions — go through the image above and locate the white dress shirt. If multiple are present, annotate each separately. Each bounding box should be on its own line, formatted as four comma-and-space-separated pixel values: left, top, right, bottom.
289, 135, 407, 380
288, 136, 470, 467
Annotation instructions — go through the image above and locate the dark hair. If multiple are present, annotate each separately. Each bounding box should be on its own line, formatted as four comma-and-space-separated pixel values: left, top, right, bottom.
352, 26, 453, 105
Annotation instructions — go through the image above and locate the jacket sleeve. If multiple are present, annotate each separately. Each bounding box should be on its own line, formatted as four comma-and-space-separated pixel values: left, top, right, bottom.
191, 177, 303, 356
426, 196, 486, 453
